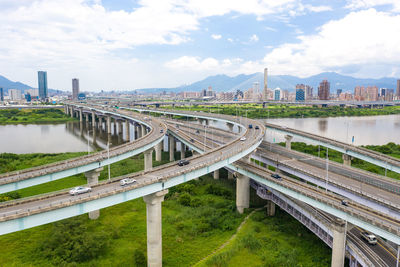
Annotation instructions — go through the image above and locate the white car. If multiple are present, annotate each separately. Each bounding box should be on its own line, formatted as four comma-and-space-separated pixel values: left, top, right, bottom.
69, 186, 92, 196
120, 178, 137, 186
240, 137, 246, 141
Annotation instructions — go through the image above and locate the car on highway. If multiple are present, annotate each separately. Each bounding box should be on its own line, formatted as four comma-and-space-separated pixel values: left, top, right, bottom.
196, 130, 200, 134
69, 186, 92, 196
178, 159, 190, 166
248, 124, 253, 129
190, 138, 195, 143
341, 199, 349, 206
240, 137, 246, 141
160, 129, 164, 133
361, 232, 377, 245
120, 178, 137, 186
271, 173, 282, 180
255, 126, 260, 130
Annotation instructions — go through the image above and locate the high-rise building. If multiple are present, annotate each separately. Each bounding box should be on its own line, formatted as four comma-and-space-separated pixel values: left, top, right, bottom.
0, 87, 3, 101
38, 71, 48, 101
274, 88, 281, 101
366, 86, 378, 101
253, 82, 260, 101
305, 85, 313, 100
336, 89, 342, 96
72, 78, 79, 100
397, 79, 400, 97
295, 88, 305, 101
318, 80, 330, 100
263, 68, 268, 101
9, 89, 21, 100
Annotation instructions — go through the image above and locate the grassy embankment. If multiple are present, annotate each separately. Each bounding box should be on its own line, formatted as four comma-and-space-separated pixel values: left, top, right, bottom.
0, 150, 332, 266
162, 103, 400, 119
0, 108, 75, 124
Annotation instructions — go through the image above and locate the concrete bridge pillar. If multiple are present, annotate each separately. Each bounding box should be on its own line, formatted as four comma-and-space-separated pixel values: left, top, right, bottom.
70, 107, 73, 118
144, 149, 153, 171
342, 154, 352, 166
107, 116, 112, 135
169, 135, 175, 161
213, 169, 219, 180
266, 200, 276, 216
79, 108, 83, 122
226, 123, 234, 132
98, 117, 103, 131
285, 135, 293, 150
236, 173, 250, 214
137, 125, 142, 138
180, 143, 186, 159
118, 121, 123, 135
331, 219, 346, 267
91, 111, 95, 127
125, 120, 130, 141
85, 167, 103, 220
141, 125, 147, 137
143, 190, 168, 267
155, 141, 162, 161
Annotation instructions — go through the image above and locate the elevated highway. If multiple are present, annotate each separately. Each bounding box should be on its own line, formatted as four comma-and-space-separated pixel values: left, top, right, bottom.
265, 122, 400, 174
0, 105, 166, 194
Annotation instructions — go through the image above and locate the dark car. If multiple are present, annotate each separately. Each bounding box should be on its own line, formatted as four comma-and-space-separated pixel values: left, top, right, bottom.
248, 124, 253, 129
160, 129, 164, 133
341, 199, 349, 206
178, 159, 190, 166
190, 138, 195, 143
196, 130, 200, 134
271, 173, 282, 180
255, 126, 260, 130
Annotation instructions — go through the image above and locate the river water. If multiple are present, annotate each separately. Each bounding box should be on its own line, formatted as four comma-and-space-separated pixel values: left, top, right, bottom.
0, 114, 399, 154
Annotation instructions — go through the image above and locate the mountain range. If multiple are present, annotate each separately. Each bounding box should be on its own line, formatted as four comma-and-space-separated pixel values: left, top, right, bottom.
1, 72, 398, 94
137, 72, 399, 94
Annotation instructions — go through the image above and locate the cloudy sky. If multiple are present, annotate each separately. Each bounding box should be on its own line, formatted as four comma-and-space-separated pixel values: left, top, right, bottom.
1, 0, 400, 91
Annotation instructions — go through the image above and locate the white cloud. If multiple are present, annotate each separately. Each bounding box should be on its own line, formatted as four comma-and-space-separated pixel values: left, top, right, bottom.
346, 0, 400, 12
250, 34, 259, 42
211, 34, 222, 40
258, 8, 400, 78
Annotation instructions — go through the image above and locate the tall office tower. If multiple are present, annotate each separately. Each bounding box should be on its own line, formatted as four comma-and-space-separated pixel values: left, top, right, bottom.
0, 87, 3, 101
295, 88, 305, 101
72, 78, 79, 100
253, 82, 260, 101
9, 89, 21, 100
274, 88, 281, 101
263, 68, 268, 101
397, 79, 400, 97
336, 89, 342, 96
38, 71, 48, 101
305, 85, 313, 100
318, 80, 330, 100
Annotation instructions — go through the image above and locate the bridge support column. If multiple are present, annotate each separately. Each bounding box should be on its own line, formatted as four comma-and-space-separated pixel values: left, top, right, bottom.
144, 149, 153, 171
180, 143, 185, 159
213, 169, 219, 180
169, 136, 175, 161
226, 123, 234, 132
85, 167, 103, 220
331, 219, 346, 267
143, 190, 168, 267
285, 135, 293, 150
70, 107, 73, 117
236, 174, 249, 214
136, 125, 141, 139
141, 125, 147, 137
266, 200, 275, 216
155, 142, 162, 161
107, 116, 111, 135
91, 111, 95, 127
342, 154, 352, 166
79, 108, 83, 122
125, 120, 130, 141
117, 121, 123, 135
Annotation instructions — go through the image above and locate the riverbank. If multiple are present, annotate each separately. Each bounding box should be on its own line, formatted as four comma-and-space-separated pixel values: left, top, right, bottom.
0, 151, 331, 266
0, 108, 76, 124
161, 103, 400, 119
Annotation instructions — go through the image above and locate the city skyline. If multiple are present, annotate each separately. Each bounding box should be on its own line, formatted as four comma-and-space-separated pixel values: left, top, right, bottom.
1, 1, 400, 91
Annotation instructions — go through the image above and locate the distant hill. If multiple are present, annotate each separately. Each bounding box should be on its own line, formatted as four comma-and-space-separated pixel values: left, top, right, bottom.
137, 72, 399, 93
0, 75, 33, 93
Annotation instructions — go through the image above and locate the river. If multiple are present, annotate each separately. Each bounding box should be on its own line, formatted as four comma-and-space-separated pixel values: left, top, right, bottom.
1, 114, 399, 154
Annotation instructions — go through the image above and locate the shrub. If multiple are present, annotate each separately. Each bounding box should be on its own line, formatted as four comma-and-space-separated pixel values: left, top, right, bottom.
133, 249, 146, 266
178, 192, 192, 206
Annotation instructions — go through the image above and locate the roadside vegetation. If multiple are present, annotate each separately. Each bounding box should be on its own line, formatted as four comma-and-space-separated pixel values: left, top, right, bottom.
162, 103, 400, 119
0, 108, 75, 124
279, 142, 400, 180
0, 151, 332, 266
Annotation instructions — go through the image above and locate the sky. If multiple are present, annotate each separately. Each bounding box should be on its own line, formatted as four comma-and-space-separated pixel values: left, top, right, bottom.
0, 0, 400, 91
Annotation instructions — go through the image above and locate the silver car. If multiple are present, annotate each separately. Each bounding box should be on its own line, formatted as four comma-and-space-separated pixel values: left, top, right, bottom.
120, 178, 137, 186
69, 186, 92, 196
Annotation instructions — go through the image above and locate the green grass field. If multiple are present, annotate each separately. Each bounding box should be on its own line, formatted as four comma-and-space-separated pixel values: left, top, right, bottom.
0, 108, 76, 124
